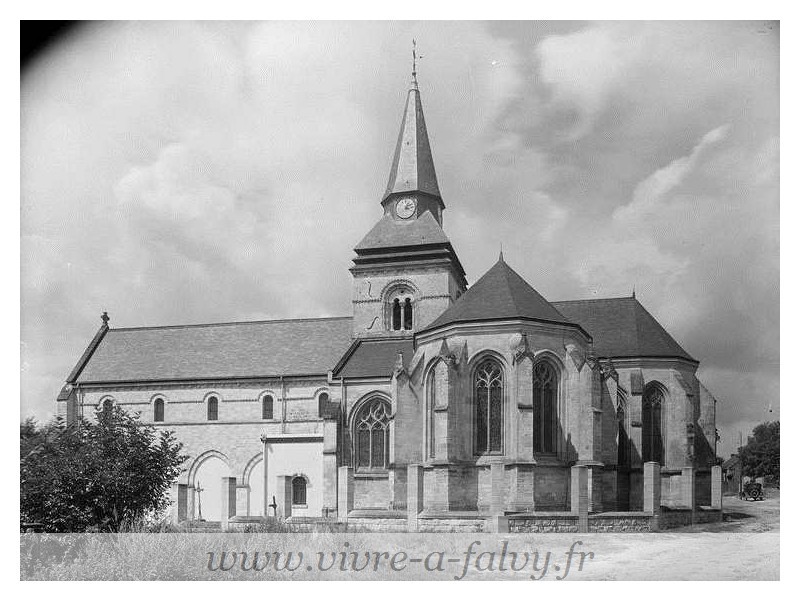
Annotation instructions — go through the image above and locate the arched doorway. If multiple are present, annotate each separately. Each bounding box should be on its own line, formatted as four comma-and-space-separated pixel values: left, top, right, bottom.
189, 454, 231, 522
248, 459, 265, 517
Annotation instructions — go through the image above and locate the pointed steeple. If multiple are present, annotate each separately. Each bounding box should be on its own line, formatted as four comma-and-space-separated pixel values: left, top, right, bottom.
382, 63, 441, 203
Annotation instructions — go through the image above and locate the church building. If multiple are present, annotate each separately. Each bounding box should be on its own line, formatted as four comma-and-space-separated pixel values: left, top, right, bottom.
57, 67, 719, 531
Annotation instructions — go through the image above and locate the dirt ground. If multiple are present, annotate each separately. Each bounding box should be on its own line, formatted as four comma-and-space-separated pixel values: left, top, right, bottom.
566, 488, 780, 580
19, 491, 780, 581
672, 488, 780, 534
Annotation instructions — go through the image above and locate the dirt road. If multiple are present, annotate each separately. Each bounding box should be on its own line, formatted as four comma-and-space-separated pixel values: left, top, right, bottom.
566, 489, 780, 580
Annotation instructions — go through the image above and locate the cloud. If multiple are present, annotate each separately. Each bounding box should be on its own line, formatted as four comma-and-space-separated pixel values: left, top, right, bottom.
614, 124, 731, 225
536, 22, 644, 139
21, 22, 779, 455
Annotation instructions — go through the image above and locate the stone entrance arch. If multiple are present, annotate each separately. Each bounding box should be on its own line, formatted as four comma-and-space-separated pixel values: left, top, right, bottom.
242, 453, 265, 517
186, 451, 232, 522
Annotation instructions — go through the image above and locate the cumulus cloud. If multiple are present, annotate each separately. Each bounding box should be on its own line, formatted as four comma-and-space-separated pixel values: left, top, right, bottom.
21, 22, 778, 460
614, 124, 731, 225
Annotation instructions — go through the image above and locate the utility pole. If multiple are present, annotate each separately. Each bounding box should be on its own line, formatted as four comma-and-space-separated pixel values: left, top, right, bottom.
738, 432, 744, 497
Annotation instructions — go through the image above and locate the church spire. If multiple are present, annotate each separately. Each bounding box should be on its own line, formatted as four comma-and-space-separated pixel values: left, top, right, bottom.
382, 43, 441, 204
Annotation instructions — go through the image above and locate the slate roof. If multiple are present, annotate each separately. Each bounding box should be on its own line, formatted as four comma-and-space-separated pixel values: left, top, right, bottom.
333, 337, 415, 379
355, 211, 450, 252
423, 256, 574, 332
382, 86, 441, 201
552, 297, 696, 362
74, 316, 354, 383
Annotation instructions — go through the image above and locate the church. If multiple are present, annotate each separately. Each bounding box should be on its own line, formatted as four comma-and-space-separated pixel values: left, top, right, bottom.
56, 66, 720, 532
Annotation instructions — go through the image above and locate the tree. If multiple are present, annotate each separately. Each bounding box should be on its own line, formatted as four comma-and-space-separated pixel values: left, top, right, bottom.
21, 407, 188, 532
739, 421, 780, 485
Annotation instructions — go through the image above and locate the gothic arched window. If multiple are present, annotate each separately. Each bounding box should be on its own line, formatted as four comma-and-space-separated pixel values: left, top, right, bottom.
427, 367, 436, 459
207, 396, 219, 421
292, 476, 307, 505
354, 399, 390, 470
617, 404, 629, 466
533, 361, 558, 453
642, 384, 665, 464
262, 395, 274, 420
153, 397, 165, 423
474, 358, 503, 454
403, 298, 413, 330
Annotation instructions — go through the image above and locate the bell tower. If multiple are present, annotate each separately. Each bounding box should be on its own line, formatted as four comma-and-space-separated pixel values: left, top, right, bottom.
351, 54, 467, 338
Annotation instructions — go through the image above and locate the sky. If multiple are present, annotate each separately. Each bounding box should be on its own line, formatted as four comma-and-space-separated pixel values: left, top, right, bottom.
20, 21, 779, 458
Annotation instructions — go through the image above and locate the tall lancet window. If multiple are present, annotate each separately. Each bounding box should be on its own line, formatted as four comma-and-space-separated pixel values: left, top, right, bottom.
617, 404, 629, 466
427, 367, 436, 459
642, 383, 665, 464
403, 298, 413, 330
532, 361, 558, 453
474, 358, 503, 454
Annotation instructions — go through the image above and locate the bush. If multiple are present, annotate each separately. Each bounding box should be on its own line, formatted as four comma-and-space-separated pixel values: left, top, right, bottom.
21, 407, 188, 532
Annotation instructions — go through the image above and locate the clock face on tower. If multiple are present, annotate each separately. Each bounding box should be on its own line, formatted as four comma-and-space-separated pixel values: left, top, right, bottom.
396, 197, 417, 219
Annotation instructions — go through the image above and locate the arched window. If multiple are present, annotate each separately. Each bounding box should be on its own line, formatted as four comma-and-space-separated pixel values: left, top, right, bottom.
153, 397, 165, 422
207, 396, 219, 421
292, 476, 307, 505
354, 399, 390, 470
533, 361, 557, 453
642, 384, 665, 464
386, 286, 414, 332
318, 392, 329, 418
392, 298, 401, 330
262, 395, 274, 420
617, 404, 629, 466
427, 367, 436, 459
474, 358, 503, 454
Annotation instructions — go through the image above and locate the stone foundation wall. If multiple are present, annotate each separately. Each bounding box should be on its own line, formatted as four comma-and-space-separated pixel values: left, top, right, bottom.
345, 518, 409, 532
508, 513, 579, 533
658, 507, 722, 530
417, 518, 485, 533
588, 513, 652, 532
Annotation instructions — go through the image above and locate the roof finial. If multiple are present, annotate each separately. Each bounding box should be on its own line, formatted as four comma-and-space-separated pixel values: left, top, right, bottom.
632, 285, 636, 299
101, 311, 109, 326
411, 39, 419, 90
499, 243, 504, 263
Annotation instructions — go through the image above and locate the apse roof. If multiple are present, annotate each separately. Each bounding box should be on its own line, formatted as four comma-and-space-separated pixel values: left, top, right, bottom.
422, 256, 573, 332
552, 297, 696, 362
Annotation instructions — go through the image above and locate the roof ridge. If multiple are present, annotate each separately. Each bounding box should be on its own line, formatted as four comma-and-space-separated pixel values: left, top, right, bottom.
631, 300, 691, 359
553, 296, 637, 304
497, 260, 522, 315
110, 315, 353, 332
